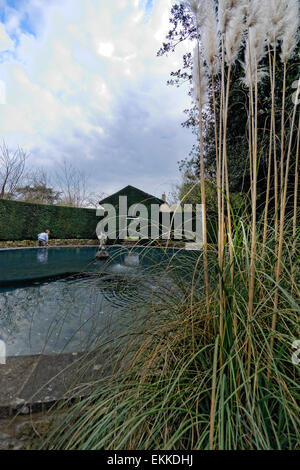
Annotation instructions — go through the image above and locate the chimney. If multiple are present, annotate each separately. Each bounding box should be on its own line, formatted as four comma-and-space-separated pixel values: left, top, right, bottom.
162, 192, 166, 203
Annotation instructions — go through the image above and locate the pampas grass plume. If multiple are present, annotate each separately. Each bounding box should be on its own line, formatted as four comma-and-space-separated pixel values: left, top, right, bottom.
266, 0, 288, 46
242, 0, 268, 87
184, 0, 207, 29
218, 0, 247, 35
192, 45, 209, 107
280, 0, 299, 62
202, 0, 220, 74
225, 4, 246, 64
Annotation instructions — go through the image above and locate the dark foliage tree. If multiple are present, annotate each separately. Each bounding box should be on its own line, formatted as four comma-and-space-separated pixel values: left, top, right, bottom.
14, 184, 62, 205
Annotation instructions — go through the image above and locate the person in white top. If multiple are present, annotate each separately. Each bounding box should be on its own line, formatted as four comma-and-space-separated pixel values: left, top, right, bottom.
38, 229, 50, 247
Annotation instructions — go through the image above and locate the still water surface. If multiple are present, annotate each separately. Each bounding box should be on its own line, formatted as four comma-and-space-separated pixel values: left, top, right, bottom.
0, 246, 198, 357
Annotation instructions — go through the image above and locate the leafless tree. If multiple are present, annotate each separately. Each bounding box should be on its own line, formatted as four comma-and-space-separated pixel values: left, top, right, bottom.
26, 167, 50, 188
84, 191, 107, 208
0, 141, 28, 199
55, 159, 90, 208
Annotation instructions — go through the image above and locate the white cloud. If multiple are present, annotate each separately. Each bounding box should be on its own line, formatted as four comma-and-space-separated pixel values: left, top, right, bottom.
98, 42, 115, 58
0, 0, 193, 197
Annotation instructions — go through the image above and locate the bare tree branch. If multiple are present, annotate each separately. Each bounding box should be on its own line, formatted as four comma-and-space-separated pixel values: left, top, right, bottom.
55, 159, 90, 208
0, 141, 28, 199
84, 191, 107, 208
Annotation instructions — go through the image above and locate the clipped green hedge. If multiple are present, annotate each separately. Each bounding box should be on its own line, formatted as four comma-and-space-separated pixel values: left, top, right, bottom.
0, 199, 98, 241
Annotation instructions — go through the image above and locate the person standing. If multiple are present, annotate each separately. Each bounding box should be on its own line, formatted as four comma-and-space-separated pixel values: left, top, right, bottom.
38, 229, 50, 247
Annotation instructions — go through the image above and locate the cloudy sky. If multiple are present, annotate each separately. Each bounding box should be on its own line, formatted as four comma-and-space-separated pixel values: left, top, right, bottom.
0, 0, 194, 200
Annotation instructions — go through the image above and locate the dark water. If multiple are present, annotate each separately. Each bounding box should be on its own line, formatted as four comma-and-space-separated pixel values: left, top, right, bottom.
0, 246, 99, 285
0, 246, 200, 357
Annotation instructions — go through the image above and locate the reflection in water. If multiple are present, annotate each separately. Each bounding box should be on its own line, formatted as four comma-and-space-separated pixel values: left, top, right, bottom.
124, 254, 139, 267
37, 248, 48, 264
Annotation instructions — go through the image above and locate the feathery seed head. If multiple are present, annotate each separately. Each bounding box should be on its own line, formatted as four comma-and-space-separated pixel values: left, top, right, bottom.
218, 0, 232, 34
192, 44, 209, 107
184, 0, 200, 16
184, 0, 207, 29
242, 23, 268, 87
265, 0, 288, 45
242, 1, 269, 86
225, 4, 246, 64
202, 0, 221, 74
246, 0, 267, 29
280, 0, 299, 62
218, 0, 247, 34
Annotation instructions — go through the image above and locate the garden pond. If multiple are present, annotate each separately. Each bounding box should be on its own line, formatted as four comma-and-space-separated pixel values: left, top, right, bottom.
0, 246, 201, 357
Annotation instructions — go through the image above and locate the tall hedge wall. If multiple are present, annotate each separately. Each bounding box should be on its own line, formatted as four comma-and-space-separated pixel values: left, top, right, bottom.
0, 199, 98, 241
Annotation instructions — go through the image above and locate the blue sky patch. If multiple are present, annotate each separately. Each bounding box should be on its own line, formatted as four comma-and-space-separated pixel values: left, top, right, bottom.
0, 0, 37, 38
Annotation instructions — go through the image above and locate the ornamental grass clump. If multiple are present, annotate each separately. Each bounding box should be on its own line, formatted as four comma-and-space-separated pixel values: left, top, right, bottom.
41, 0, 300, 450
40, 217, 299, 450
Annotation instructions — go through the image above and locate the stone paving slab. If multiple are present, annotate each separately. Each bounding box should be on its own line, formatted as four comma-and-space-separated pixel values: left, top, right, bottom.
0, 351, 111, 418
0, 356, 40, 417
